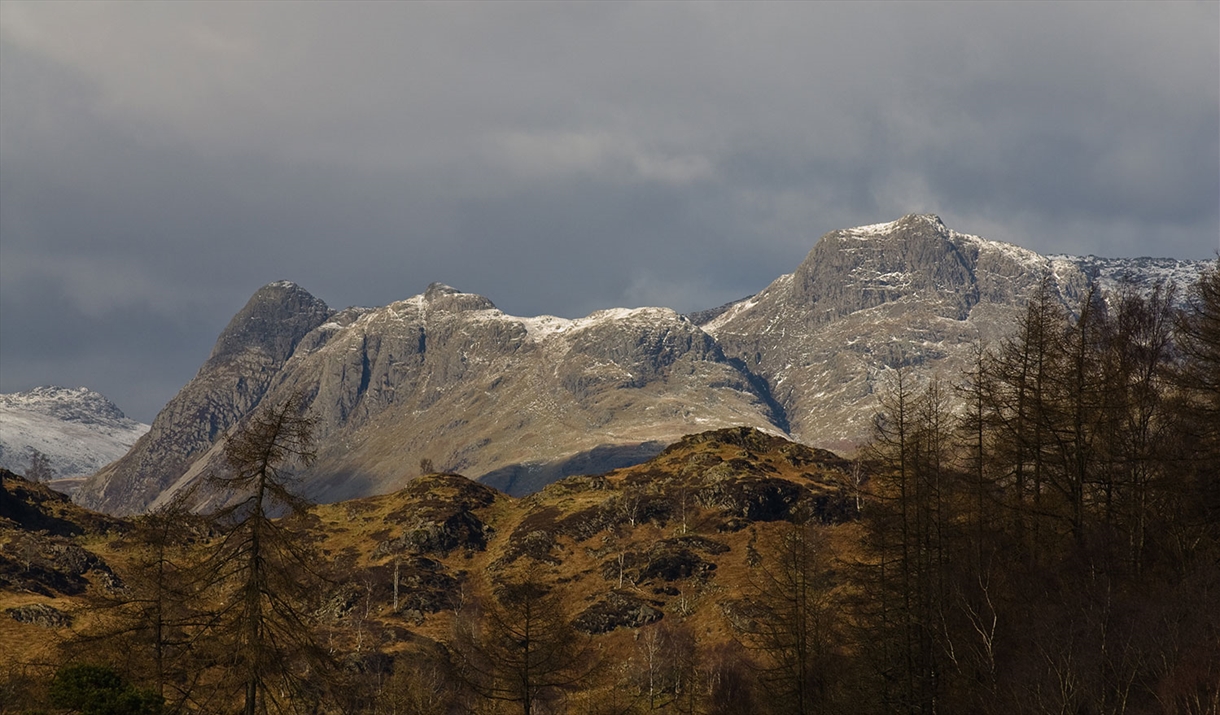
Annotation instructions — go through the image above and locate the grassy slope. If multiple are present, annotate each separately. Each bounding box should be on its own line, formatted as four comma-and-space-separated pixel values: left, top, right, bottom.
1, 428, 859, 694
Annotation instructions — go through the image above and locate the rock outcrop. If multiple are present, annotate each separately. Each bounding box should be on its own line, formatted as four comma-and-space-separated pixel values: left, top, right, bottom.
700, 214, 1204, 450
77, 282, 333, 514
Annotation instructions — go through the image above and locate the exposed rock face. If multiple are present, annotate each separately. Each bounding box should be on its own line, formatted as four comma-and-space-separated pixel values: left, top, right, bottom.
574, 590, 664, 634
0, 531, 118, 597
374, 474, 499, 557
6, 603, 73, 628
701, 214, 1206, 451
610, 538, 723, 583
75, 217, 1211, 514
77, 282, 334, 514
83, 281, 782, 514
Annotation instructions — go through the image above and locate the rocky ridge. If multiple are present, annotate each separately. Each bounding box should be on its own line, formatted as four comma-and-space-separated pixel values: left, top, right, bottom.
77, 282, 334, 513
702, 214, 1069, 448
75, 216, 1212, 514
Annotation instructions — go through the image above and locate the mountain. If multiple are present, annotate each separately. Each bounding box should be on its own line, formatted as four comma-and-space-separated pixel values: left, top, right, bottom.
702, 215, 1209, 450
75, 281, 334, 513
74, 216, 1211, 515
79, 283, 782, 514
0, 387, 149, 489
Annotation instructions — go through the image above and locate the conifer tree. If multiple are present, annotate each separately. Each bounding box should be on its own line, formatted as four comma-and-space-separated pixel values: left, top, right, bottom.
67, 495, 211, 714
200, 393, 338, 715
738, 521, 835, 715
451, 572, 596, 715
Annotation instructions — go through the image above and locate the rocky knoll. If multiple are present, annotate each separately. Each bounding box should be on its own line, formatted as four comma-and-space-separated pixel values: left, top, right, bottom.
297, 426, 859, 640
4, 427, 857, 665
0, 470, 122, 600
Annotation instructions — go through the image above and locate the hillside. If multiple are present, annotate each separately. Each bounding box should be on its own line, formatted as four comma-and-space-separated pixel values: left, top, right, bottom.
5, 362, 1218, 715
1, 428, 861, 711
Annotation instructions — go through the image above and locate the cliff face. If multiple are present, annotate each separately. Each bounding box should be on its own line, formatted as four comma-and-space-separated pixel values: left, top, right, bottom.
77, 282, 333, 514
79, 280, 782, 514
168, 283, 781, 510
701, 214, 1158, 450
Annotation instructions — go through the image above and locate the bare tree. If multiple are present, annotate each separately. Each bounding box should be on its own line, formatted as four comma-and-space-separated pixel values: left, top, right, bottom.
451, 572, 596, 715
738, 521, 836, 715
67, 494, 213, 714
25, 448, 53, 482
200, 394, 338, 715
629, 620, 698, 712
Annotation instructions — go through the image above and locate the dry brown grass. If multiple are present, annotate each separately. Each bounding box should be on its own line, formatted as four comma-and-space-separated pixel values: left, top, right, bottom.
3, 427, 862, 703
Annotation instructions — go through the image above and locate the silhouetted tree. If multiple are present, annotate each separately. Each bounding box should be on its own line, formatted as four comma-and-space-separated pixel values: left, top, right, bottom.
737, 521, 836, 715
66, 494, 212, 714
1175, 261, 1220, 524
701, 642, 758, 715
451, 571, 596, 715
860, 372, 957, 714
200, 394, 338, 715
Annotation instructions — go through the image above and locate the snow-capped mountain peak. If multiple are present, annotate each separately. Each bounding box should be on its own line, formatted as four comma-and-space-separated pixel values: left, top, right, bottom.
0, 386, 150, 483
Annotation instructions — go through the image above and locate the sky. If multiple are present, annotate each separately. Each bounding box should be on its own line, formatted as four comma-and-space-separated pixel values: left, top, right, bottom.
1, 1, 1217, 423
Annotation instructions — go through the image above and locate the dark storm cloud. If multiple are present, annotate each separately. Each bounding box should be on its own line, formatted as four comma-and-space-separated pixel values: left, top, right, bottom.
1, 1, 1216, 422
0, 272, 213, 419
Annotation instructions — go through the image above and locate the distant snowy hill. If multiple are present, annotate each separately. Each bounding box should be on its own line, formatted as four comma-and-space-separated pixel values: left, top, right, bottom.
0, 386, 150, 484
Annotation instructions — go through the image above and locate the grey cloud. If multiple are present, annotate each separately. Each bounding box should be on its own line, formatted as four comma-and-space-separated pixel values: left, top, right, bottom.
0, 272, 216, 421
1, 1, 1216, 421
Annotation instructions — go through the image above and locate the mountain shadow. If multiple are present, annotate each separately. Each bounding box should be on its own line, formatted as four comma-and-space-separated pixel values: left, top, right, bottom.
477, 441, 668, 496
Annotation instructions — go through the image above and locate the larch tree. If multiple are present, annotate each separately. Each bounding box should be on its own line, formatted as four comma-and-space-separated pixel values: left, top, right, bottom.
200, 393, 338, 715
67, 493, 212, 714
451, 572, 596, 715
738, 521, 836, 715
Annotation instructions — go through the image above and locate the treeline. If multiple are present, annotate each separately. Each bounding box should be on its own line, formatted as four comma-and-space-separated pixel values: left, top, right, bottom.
3, 266, 1218, 715
853, 266, 1220, 714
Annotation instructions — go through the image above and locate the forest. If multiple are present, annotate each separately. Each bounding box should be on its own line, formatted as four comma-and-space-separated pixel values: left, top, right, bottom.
2, 263, 1217, 715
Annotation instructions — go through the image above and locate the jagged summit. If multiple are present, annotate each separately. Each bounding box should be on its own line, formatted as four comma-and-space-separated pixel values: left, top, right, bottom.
702, 215, 1209, 450
834, 213, 944, 237
1, 386, 129, 425
82, 276, 780, 514
77, 281, 335, 514
206, 281, 332, 366
423, 282, 459, 298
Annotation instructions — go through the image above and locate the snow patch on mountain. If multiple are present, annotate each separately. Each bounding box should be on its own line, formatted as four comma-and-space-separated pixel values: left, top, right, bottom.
504, 306, 685, 341
842, 219, 902, 237
0, 386, 149, 481
1049, 254, 1210, 302
702, 275, 790, 334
